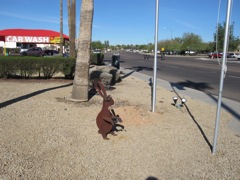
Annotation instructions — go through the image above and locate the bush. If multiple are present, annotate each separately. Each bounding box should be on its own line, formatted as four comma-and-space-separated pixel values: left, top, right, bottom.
90, 53, 104, 65
0, 57, 18, 78
17, 58, 38, 78
0, 53, 104, 79
61, 58, 76, 79
0, 56, 76, 79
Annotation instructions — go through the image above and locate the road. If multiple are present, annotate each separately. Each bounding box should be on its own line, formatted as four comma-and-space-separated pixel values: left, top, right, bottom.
104, 51, 240, 102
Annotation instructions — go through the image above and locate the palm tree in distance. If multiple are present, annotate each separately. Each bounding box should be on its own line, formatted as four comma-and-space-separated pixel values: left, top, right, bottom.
68, 0, 76, 58
60, 0, 63, 55
71, 0, 94, 101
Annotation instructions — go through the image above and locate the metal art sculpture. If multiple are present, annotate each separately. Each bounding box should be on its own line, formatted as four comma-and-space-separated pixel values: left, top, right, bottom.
94, 80, 124, 140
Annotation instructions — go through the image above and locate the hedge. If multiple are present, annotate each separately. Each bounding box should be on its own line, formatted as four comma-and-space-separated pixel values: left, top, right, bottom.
0, 56, 75, 79
0, 52, 104, 79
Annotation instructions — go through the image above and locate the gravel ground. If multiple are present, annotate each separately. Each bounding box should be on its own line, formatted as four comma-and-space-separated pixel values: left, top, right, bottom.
0, 76, 239, 179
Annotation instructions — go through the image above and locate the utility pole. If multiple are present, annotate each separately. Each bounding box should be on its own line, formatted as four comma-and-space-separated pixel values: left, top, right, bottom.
152, 0, 159, 113
212, 0, 232, 155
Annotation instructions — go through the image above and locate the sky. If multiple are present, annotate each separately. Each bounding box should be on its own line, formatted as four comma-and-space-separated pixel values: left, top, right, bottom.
0, 0, 239, 45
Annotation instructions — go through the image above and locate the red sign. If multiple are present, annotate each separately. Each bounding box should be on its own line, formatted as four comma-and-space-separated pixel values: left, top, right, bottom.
6, 36, 50, 43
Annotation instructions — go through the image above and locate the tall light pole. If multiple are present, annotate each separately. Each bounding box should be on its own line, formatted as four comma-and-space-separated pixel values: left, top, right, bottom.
212, 0, 232, 155
152, 0, 159, 113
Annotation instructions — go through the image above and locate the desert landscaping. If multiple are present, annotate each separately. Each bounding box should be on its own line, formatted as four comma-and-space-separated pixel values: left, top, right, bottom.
0, 72, 239, 179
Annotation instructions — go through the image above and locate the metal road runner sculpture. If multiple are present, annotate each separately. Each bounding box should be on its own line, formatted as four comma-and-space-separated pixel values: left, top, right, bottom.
94, 80, 124, 140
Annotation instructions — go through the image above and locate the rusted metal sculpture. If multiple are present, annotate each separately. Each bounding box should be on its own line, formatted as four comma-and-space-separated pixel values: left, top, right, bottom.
94, 80, 124, 140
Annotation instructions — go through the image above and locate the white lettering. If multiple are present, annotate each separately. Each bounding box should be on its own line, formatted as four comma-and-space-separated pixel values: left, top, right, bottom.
32, 37, 38, 42
12, 36, 17, 42
43, 37, 49, 43
18, 36, 23, 42
6, 36, 11, 42
38, 37, 42, 42
25, 36, 32, 42
5, 36, 52, 43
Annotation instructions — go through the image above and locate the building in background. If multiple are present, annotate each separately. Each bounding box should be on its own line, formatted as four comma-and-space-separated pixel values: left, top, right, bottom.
0, 29, 69, 53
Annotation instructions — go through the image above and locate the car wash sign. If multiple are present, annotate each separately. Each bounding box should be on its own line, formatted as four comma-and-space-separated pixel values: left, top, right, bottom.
6, 36, 50, 43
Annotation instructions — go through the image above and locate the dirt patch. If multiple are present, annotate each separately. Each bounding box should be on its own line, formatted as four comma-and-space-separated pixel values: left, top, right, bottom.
114, 106, 154, 126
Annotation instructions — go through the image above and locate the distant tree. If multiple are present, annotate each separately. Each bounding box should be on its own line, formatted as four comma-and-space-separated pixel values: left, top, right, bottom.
71, 0, 94, 101
91, 41, 104, 50
158, 40, 171, 51
104, 40, 109, 50
148, 43, 155, 52
170, 38, 182, 52
181, 33, 204, 52
213, 21, 238, 52
158, 38, 182, 52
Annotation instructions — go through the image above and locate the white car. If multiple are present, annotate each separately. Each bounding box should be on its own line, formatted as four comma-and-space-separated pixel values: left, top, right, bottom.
236, 54, 240, 60
227, 52, 239, 58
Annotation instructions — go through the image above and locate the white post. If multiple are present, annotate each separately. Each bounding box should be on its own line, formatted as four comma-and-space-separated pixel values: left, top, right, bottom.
152, 0, 159, 112
212, 0, 232, 154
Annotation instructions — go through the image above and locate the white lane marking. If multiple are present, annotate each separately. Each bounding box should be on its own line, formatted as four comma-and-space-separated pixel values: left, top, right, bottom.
228, 75, 240, 79
163, 65, 179, 68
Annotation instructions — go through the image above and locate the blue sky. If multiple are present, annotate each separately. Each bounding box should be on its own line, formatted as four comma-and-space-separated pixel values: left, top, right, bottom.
0, 0, 239, 45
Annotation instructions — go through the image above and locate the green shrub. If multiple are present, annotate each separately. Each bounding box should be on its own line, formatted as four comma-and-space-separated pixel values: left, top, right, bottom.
0, 57, 18, 78
0, 56, 76, 79
60, 58, 76, 79
18, 58, 38, 78
38, 58, 61, 79
90, 53, 104, 65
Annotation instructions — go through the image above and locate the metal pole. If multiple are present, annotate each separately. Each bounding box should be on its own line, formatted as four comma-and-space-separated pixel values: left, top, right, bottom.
152, 0, 159, 112
212, 0, 232, 154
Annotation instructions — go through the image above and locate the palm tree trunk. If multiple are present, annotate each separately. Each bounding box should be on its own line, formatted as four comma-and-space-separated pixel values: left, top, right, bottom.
67, 0, 71, 49
70, 0, 76, 58
68, 0, 76, 58
71, 0, 94, 101
60, 0, 63, 55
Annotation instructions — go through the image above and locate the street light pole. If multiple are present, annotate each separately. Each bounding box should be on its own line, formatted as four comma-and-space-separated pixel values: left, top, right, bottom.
212, 0, 232, 155
152, 0, 159, 113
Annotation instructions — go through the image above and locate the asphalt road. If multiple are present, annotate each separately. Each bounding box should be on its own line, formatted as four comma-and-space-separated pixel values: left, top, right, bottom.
104, 51, 240, 102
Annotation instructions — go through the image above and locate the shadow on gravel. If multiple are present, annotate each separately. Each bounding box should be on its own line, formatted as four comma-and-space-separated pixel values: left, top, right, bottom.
170, 82, 213, 151
0, 83, 73, 109
184, 102, 213, 151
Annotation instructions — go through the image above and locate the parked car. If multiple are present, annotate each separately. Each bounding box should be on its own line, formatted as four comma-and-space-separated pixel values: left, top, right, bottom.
227, 52, 239, 58
44, 50, 59, 56
21, 47, 45, 57
236, 54, 240, 60
92, 49, 101, 54
208, 52, 222, 58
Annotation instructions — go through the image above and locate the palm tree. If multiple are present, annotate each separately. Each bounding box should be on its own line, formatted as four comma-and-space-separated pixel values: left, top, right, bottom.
60, 0, 63, 55
68, 0, 76, 58
71, 0, 94, 101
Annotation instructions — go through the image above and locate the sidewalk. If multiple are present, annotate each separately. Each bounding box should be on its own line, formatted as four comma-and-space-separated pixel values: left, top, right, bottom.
121, 67, 240, 136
